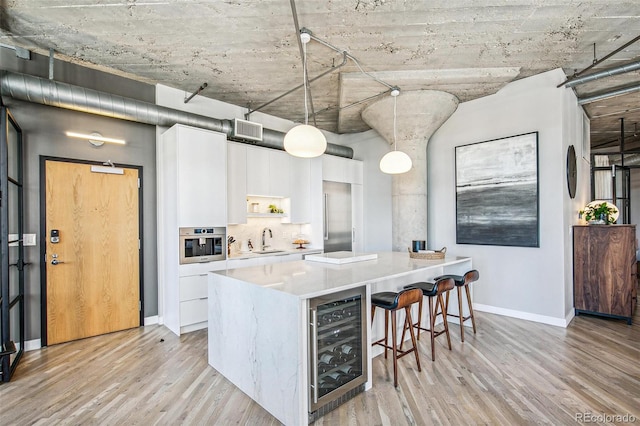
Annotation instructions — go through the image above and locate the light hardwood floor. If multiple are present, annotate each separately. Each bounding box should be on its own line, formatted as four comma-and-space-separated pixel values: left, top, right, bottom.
2, 307, 639, 425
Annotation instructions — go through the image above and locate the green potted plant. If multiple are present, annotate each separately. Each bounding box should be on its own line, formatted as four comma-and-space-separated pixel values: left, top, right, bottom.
579, 202, 619, 224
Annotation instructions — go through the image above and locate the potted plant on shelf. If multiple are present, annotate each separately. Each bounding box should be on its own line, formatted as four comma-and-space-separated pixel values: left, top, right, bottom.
268, 204, 284, 214
579, 201, 619, 224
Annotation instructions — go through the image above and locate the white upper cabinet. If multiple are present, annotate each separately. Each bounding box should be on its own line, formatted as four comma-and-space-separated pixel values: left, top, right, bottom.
288, 157, 311, 224
246, 146, 270, 196
161, 124, 227, 227
268, 150, 290, 197
322, 155, 363, 184
227, 142, 247, 224
246, 145, 291, 197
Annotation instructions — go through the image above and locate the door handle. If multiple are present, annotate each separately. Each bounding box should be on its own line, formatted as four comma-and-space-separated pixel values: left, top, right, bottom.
323, 193, 329, 241
51, 259, 65, 265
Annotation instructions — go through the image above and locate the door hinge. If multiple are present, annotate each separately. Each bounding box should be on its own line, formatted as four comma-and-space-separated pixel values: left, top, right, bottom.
139, 239, 141, 250
137, 178, 140, 188
139, 301, 142, 311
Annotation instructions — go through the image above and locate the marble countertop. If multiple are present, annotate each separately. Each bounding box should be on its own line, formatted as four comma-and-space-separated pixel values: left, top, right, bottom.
213, 251, 470, 299
227, 247, 322, 260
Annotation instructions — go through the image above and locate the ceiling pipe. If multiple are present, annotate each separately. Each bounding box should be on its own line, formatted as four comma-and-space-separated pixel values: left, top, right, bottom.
578, 83, 640, 105
558, 34, 640, 88
564, 60, 640, 88
0, 70, 353, 158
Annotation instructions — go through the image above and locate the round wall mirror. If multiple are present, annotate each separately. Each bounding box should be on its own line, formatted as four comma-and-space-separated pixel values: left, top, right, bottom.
566, 145, 577, 199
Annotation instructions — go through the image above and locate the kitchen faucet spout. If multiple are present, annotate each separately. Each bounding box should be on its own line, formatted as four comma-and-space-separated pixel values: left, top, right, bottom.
262, 228, 273, 251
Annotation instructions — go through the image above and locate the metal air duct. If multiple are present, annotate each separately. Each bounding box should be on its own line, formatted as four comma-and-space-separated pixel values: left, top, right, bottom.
564, 60, 640, 88
578, 83, 640, 105
0, 70, 353, 158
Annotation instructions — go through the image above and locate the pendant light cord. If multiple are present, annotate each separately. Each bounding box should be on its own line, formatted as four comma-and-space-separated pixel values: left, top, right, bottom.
303, 41, 309, 126
393, 94, 397, 150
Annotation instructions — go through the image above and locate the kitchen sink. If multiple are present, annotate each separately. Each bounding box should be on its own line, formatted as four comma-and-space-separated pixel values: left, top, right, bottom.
253, 250, 286, 255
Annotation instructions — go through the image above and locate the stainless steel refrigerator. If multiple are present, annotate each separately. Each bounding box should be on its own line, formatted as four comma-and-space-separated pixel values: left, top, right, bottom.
323, 181, 352, 253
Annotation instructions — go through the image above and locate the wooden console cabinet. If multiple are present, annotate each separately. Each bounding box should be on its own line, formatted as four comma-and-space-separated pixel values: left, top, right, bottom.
573, 225, 637, 324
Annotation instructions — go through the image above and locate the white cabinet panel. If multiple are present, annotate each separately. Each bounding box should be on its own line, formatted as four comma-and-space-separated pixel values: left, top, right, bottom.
352, 184, 364, 252
158, 124, 227, 336
289, 157, 311, 223
168, 125, 227, 227
322, 155, 363, 184
180, 299, 208, 326
180, 275, 208, 301
246, 146, 270, 196
348, 161, 364, 185
227, 257, 260, 269
227, 142, 247, 224
246, 146, 292, 198
274, 253, 303, 263
269, 150, 290, 197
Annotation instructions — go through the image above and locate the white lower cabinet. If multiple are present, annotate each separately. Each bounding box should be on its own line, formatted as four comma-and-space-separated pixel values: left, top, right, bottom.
166, 261, 226, 335
227, 252, 311, 269
179, 274, 208, 330
179, 298, 208, 329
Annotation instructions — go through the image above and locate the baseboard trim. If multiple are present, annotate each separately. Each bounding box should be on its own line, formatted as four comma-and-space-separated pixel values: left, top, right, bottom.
474, 303, 569, 328
144, 315, 159, 326
25, 339, 42, 352
564, 309, 575, 326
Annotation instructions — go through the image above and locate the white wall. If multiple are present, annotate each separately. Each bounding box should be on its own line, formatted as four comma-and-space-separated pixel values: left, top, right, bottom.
428, 69, 587, 326
339, 129, 393, 251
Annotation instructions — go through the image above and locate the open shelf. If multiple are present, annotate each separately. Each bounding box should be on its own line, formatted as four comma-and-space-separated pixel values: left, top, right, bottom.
246, 213, 287, 218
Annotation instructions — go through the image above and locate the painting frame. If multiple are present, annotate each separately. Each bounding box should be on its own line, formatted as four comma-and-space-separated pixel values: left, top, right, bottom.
455, 132, 539, 247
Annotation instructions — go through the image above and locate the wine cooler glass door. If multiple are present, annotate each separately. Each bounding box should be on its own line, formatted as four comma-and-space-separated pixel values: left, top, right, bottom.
309, 287, 367, 413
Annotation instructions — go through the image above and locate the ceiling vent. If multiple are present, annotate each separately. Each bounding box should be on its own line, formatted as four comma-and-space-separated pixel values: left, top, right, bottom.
233, 118, 263, 142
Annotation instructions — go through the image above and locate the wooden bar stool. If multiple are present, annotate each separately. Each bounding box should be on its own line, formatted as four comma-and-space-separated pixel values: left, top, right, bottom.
438, 270, 480, 342
371, 288, 423, 387
402, 277, 455, 361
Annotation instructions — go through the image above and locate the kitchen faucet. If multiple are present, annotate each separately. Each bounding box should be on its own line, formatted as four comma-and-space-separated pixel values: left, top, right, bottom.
262, 228, 272, 251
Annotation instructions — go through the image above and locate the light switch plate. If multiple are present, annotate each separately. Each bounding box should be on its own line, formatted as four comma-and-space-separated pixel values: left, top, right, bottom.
24, 234, 36, 246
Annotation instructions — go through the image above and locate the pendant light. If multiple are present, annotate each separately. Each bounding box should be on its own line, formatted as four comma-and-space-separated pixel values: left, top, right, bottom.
283, 31, 327, 158
379, 89, 412, 174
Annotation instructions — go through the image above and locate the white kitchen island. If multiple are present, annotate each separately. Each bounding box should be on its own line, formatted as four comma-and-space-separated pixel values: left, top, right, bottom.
208, 252, 471, 425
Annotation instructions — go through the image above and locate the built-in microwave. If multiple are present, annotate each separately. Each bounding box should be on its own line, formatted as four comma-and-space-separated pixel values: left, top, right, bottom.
179, 227, 226, 264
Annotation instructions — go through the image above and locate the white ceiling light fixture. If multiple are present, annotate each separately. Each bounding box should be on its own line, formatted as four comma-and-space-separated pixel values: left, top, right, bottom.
66, 131, 126, 146
283, 31, 327, 158
379, 89, 412, 174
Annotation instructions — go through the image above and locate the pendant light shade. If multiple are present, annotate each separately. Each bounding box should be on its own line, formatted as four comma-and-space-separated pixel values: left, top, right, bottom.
283, 124, 327, 158
380, 150, 412, 174
284, 30, 327, 158
380, 88, 412, 174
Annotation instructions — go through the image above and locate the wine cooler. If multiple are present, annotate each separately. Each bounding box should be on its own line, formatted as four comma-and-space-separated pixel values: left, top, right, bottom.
308, 287, 367, 420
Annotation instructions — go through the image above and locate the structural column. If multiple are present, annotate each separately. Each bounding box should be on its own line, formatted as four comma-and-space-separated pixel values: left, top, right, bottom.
362, 90, 458, 251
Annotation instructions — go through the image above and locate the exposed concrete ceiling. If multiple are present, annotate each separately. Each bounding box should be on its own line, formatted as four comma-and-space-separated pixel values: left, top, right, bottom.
1, 1, 640, 150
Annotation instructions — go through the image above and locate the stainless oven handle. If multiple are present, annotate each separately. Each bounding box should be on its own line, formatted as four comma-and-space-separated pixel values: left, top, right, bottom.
310, 309, 319, 404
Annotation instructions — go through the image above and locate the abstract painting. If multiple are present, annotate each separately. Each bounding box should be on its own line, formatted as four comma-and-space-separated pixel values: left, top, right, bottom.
455, 132, 539, 247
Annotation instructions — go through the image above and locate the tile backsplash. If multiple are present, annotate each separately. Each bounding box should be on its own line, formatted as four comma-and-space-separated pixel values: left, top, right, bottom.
228, 219, 313, 255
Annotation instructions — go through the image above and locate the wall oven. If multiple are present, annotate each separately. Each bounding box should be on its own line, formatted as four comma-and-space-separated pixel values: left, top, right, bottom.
308, 286, 367, 422
179, 227, 226, 264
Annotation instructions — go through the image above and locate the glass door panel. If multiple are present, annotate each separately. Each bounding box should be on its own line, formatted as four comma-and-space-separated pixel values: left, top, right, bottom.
613, 166, 630, 224
1, 106, 24, 382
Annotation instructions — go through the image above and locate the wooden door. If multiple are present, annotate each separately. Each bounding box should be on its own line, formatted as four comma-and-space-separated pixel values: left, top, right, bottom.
44, 160, 140, 345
